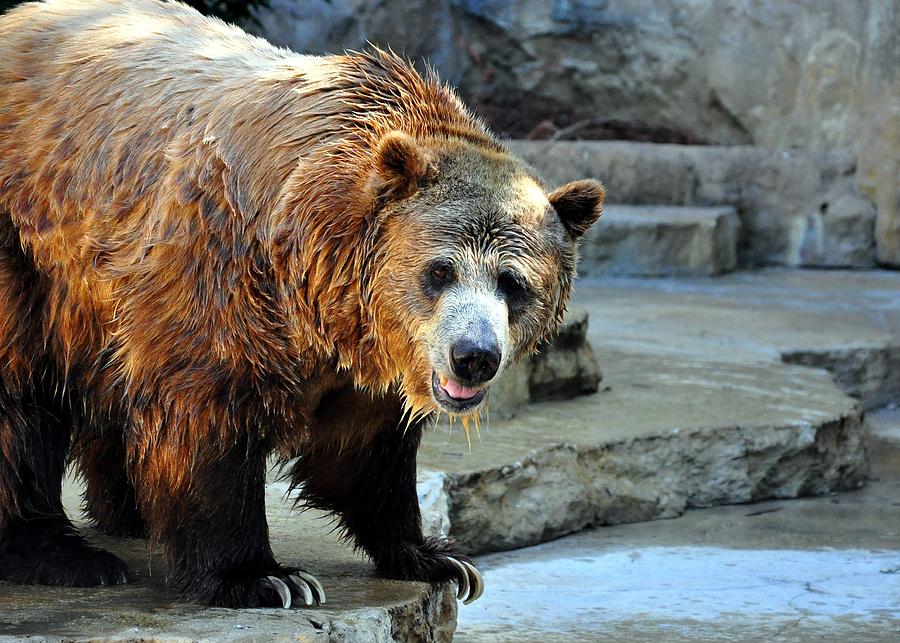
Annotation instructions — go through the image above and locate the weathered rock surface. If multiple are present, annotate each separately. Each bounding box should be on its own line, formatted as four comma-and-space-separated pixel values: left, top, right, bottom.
421, 351, 866, 554
510, 140, 875, 268
250, 1, 895, 151
490, 307, 600, 419
801, 190, 879, 268
527, 308, 600, 402
249, 0, 900, 265
579, 204, 740, 277
861, 96, 900, 267
0, 480, 457, 642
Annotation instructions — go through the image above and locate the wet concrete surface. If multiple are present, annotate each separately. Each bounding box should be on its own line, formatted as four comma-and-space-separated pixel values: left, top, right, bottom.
455, 412, 900, 642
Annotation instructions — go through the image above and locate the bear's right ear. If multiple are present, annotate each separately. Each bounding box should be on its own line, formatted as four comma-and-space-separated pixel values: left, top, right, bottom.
548, 179, 605, 239
369, 131, 435, 206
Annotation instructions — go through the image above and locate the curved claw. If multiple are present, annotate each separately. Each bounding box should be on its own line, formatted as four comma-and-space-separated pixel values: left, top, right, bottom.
265, 575, 292, 609
293, 571, 326, 605
445, 557, 470, 600
289, 575, 314, 606
460, 560, 484, 604
444, 557, 484, 604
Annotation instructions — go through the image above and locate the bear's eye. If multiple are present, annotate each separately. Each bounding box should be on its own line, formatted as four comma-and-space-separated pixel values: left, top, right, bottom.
498, 270, 532, 313
423, 260, 455, 298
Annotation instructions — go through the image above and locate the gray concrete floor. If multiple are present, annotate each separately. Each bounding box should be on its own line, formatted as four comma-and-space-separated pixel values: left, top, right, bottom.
455, 410, 900, 642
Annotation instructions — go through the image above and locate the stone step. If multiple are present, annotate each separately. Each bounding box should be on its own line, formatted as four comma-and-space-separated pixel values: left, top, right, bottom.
419, 350, 865, 555
509, 140, 876, 269
0, 480, 456, 642
581, 204, 740, 277
417, 269, 900, 555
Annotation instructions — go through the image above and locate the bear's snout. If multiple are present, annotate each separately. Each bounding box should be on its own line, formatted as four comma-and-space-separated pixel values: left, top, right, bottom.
450, 338, 501, 385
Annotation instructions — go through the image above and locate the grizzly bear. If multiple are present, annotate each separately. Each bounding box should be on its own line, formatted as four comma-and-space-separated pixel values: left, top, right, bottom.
0, 0, 603, 608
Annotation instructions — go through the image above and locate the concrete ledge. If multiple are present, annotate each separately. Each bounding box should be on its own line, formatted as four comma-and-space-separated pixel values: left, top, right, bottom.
0, 482, 457, 642
420, 351, 866, 554
782, 346, 900, 411
582, 204, 740, 276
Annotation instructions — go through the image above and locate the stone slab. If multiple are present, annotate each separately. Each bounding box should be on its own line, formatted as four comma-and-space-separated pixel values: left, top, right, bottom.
581, 204, 740, 276
417, 269, 899, 555
455, 439, 900, 642
0, 480, 457, 642
419, 350, 866, 554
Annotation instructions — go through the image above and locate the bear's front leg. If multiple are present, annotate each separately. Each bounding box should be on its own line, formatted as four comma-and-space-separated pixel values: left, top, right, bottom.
294, 388, 483, 603
135, 428, 324, 608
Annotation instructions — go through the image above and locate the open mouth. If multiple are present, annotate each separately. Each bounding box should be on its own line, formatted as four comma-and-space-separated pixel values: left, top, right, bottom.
431, 371, 486, 413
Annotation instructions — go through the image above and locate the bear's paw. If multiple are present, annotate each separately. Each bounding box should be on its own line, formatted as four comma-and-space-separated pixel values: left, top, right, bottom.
202, 567, 326, 609
0, 536, 129, 588
377, 537, 484, 604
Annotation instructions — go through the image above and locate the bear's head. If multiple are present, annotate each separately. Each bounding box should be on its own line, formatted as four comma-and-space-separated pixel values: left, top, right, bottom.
363, 131, 603, 417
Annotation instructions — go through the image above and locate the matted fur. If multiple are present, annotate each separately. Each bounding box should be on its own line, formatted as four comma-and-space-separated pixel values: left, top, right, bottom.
0, 0, 602, 605
0, 0, 496, 481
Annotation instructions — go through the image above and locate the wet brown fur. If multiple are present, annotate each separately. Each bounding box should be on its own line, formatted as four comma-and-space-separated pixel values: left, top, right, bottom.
0, 0, 602, 604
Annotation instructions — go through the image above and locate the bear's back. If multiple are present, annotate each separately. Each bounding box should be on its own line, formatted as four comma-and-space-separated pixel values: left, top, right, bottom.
0, 0, 502, 396
0, 0, 493, 270
0, 0, 333, 254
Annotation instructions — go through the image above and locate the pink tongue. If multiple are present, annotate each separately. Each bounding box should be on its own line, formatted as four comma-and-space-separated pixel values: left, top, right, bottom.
442, 378, 479, 400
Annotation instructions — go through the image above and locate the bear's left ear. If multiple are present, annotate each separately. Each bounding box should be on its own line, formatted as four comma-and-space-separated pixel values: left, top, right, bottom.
548, 179, 605, 239
369, 130, 435, 206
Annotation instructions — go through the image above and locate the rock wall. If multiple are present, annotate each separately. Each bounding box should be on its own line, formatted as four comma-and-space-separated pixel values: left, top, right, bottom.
249, 0, 899, 266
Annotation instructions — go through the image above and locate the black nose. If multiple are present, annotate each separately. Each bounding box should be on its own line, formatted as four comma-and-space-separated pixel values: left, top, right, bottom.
450, 339, 501, 385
